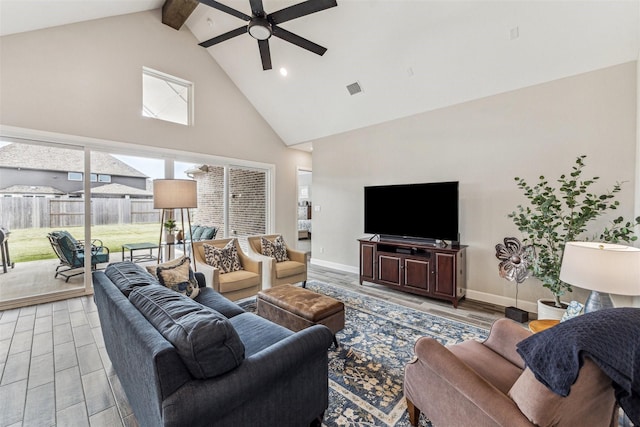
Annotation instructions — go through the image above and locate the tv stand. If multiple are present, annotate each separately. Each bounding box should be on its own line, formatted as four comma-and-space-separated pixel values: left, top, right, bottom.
358, 238, 467, 308
378, 235, 455, 248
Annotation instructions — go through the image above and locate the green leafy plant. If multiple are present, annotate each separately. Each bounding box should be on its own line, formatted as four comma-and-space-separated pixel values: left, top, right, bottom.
509, 155, 640, 307
163, 218, 177, 232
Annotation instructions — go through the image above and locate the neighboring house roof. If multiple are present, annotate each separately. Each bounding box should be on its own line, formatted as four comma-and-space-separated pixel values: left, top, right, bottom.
0, 143, 148, 177
0, 185, 65, 195
74, 183, 153, 197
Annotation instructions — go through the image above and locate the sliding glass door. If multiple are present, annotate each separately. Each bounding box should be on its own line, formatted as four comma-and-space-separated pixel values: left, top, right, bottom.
0, 139, 272, 310
0, 141, 89, 307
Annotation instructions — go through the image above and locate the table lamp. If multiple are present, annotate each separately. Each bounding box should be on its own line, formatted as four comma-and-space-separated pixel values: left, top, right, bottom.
559, 241, 640, 313
153, 179, 198, 269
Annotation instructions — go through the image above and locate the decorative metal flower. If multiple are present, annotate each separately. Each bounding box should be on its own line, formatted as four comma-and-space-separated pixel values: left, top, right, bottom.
495, 237, 534, 284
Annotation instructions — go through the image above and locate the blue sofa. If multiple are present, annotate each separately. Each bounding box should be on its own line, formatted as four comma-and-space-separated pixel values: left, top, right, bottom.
92, 261, 333, 427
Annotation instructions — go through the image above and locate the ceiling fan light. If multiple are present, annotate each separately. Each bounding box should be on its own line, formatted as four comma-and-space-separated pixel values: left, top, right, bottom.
248, 19, 271, 40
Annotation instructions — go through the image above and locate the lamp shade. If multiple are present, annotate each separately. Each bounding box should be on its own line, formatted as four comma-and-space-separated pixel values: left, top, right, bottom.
559, 241, 640, 296
153, 179, 197, 209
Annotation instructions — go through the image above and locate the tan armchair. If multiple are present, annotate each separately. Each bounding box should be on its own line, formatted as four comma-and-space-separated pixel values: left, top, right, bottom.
192, 238, 262, 301
246, 234, 307, 289
404, 318, 618, 427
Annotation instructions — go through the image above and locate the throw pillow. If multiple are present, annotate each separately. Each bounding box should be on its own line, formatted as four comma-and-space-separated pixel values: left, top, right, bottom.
191, 225, 205, 241
145, 255, 185, 278
560, 300, 584, 322
200, 226, 218, 240
203, 239, 243, 274
261, 236, 289, 262
154, 256, 200, 299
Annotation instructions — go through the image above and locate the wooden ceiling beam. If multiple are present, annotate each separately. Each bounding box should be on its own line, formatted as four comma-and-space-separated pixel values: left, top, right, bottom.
162, 0, 199, 30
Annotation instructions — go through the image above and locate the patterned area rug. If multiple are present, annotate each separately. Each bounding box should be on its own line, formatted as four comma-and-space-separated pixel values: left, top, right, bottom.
242, 280, 489, 426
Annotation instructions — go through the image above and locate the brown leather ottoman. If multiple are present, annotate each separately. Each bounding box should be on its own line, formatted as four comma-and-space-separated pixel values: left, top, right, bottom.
257, 284, 345, 348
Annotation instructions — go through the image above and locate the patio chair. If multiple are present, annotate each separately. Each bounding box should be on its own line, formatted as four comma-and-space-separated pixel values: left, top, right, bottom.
47, 230, 110, 282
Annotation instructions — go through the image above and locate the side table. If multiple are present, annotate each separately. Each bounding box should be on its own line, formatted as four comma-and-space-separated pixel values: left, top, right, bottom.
122, 242, 158, 263
528, 319, 560, 333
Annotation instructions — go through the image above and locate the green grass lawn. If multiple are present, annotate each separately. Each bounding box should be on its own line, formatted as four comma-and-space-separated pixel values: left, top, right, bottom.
9, 223, 160, 262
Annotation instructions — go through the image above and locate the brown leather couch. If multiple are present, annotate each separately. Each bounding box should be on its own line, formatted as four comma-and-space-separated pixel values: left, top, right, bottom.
404, 318, 618, 427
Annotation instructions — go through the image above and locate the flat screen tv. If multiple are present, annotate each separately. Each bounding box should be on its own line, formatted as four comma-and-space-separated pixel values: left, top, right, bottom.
364, 181, 459, 244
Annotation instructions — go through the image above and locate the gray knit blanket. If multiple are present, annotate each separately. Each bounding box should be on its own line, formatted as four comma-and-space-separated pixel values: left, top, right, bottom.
516, 307, 640, 425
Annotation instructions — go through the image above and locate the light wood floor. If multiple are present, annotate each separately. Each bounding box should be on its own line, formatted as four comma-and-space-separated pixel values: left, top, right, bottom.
0, 238, 508, 427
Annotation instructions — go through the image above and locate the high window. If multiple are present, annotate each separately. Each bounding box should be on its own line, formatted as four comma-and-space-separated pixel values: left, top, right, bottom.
142, 67, 193, 126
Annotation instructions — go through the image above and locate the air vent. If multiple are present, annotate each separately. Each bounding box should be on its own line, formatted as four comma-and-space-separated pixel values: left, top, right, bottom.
346, 82, 363, 96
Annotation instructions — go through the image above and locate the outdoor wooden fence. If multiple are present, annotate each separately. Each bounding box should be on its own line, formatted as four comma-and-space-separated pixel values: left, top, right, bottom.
0, 198, 160, 230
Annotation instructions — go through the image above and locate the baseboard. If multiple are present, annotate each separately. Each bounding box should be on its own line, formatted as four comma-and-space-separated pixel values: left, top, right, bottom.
309, 259, 539, 314
465, 289, 537, 314
310, 258, 359, 275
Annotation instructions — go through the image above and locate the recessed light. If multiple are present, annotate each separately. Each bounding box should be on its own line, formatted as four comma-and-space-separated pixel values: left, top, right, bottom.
510, 26, 519, 40
280, 67, 288, 76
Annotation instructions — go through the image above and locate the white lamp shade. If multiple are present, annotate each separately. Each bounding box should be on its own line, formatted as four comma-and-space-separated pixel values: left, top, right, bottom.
153, 179, 197, 209
559, 241, 640, 296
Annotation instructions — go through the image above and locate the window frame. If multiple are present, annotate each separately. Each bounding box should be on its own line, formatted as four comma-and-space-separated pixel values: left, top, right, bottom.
68, 172, 82, 181
142, 67, 194, 126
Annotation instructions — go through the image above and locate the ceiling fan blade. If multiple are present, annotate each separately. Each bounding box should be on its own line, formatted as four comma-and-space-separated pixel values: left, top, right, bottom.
199, 26, 247, 48
272, 26, 327, 56
258, 39, 272, 70
269, 0, 337, 24
249, 0, 265, 17
198, 0, 251, 21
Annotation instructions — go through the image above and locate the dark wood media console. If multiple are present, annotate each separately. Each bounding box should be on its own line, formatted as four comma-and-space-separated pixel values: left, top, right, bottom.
358, 238, 467, 308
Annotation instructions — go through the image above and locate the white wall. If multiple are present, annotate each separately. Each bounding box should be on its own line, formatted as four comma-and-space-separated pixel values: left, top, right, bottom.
311, 62, 638, 312
0, 9, 311, 244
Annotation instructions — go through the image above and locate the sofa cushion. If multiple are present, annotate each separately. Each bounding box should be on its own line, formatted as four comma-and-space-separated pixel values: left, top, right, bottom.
203, 240, 243, 274
129, 285, 245, 379
194, 287, 245, 318
155, 256, 200, 299
191, 225, 205, 241
200, 226, 218, 240
275, 260, 306, 279
229, 312, 293, 357
509, 360, 615, 426
105, 261, 158, 297
219, 270, 260, 293
261, 235, 289, 262
449, 339, 523, 395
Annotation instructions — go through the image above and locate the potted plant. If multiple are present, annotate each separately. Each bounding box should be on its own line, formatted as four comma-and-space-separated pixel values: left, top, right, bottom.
509, 155, 639, 318
163, 218, 177, 243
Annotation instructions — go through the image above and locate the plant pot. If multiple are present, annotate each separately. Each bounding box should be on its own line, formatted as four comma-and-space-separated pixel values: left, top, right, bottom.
537, 299, 568, 320
165, 233, 175, 244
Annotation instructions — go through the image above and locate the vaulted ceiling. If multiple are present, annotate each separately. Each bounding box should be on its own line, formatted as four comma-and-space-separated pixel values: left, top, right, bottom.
1, 1, 639, 151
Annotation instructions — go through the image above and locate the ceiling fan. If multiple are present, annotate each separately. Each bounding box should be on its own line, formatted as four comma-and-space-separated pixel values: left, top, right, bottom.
198, 0, 337, 70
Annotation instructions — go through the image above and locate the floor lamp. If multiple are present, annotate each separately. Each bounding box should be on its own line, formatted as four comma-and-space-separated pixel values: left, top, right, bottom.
559, 241, 640, 313
153, 179, 198, 270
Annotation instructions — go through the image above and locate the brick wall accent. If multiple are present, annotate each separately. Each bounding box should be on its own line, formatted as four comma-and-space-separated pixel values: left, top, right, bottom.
191, 166, 266, 237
